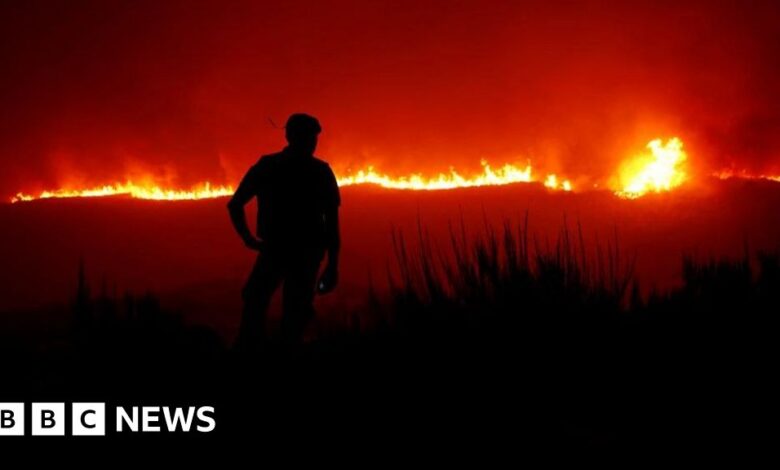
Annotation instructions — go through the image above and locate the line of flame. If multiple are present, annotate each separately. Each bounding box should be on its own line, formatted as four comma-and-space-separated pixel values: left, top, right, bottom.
713, 170, 780, 183
336, 160, 570, 190
11, 182, 235, 203
12, 137, 780, 204
10, 160, 573, 203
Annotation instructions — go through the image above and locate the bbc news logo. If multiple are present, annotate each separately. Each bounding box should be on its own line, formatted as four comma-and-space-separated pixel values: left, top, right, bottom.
0, 403, 215, 436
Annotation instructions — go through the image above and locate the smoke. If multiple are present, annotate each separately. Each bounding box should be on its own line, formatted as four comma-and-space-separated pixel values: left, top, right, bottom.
1, 0, 779, 196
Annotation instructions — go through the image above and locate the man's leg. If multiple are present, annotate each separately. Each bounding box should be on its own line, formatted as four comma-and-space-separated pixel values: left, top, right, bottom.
236, 252, 283, 352
280, 254, 322, 345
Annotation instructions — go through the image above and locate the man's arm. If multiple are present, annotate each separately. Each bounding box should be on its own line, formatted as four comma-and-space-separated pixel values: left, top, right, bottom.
317, 206, 340, 293
227, 167, 264, 251
324, 206, 340, 267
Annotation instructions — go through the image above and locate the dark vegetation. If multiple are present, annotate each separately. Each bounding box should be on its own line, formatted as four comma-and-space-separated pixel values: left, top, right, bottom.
1, 216, 777, 451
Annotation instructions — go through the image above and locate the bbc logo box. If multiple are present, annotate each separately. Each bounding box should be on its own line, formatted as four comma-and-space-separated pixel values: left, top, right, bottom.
1, 403, 105, 436
72, 403, 106, 436
0, 403, 24, 436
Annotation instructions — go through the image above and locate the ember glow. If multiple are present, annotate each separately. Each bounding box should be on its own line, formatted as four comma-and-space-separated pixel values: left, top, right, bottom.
615, 138, 688, 199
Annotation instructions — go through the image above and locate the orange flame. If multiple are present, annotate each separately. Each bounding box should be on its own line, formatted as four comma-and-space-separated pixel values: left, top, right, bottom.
12, 137, 780, 204
714, 169, 780, 183
615, 137, 687, 199
543, 174, 572, 192
10, 160, 576, 203
337, 160, 536, 190
10, 182, 234, 203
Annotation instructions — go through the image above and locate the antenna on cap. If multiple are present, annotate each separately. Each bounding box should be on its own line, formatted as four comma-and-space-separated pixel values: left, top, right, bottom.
267, 117, 284, 129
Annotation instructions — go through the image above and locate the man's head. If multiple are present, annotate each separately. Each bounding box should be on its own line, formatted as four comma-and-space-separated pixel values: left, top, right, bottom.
285, 113, 321, 155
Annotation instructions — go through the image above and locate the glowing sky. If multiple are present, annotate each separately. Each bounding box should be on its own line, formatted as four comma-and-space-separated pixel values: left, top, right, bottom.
1, 0, 779, 197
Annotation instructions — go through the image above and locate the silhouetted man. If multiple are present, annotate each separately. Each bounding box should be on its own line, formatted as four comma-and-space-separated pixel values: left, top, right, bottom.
228, 113, 340, 349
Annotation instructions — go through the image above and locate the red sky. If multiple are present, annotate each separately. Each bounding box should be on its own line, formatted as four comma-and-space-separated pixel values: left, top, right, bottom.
1, 0, 779, 197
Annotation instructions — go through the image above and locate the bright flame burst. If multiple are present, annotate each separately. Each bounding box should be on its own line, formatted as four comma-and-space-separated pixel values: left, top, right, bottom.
615, 137, 687, 199
10, 160, 573, 203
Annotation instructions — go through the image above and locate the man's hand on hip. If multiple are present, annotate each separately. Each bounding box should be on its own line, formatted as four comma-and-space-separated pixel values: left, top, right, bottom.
243, 235, 265, 251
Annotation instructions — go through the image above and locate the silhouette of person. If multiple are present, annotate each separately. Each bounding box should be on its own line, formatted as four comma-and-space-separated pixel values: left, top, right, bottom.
228, 113, 340, 349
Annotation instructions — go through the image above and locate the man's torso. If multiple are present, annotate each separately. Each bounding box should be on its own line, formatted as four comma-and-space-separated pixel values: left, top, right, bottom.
248, 150, 339, 252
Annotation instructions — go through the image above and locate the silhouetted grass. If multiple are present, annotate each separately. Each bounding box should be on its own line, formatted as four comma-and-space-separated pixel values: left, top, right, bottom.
383, 213, 778, 330
373, 214, 778, 449
384, 213, 637, 338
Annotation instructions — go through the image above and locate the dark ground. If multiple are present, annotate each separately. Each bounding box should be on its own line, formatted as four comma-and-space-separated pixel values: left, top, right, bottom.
1, 217, 777, 454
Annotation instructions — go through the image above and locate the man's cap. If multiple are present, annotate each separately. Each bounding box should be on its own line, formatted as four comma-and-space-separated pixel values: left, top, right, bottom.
285, 113, 322, 135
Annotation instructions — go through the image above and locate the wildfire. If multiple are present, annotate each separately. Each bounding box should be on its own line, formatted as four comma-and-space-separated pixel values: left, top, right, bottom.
12, 137, 780, 204
543, 174, 572, 192
10, 160, 576, 203
337, 160, 537, 190
615, 137, 687, 199
10, 182, 234, 203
